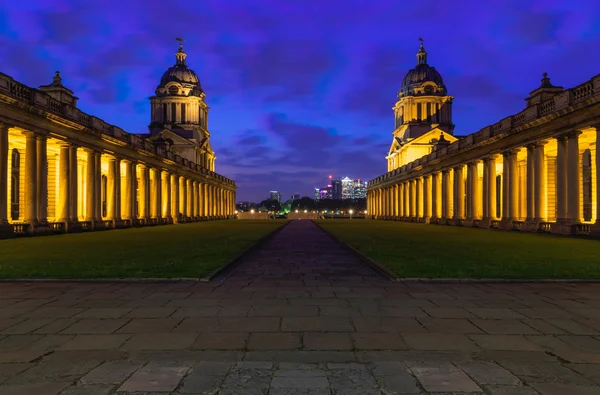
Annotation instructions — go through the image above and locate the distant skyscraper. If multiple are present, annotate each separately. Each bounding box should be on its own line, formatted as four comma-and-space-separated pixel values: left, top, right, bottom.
314, 188, 321, 201
341, 177, 354, 200
269, 191, 282, 202
291, 194, 300, 201
331, 180, 342, 200
353, 180, 367, 199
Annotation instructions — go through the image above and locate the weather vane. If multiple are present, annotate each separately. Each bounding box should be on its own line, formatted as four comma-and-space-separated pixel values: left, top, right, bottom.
176, 37, 185, 43
418, 37, 424, 43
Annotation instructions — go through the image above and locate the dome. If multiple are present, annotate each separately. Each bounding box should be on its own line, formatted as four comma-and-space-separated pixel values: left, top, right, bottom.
160, 65, 200, 86
157, 41, 203, 94
399, 40, 447, 98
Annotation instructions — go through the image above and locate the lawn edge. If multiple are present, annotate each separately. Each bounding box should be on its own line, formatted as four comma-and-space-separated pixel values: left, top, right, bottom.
313, 220, 600, 283
312, 220, 399, 281
200, 220, 292, 282
0, 220, 291, 283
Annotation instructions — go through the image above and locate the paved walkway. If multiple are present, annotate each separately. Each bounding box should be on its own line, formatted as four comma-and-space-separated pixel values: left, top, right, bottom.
1, 220, 600, 395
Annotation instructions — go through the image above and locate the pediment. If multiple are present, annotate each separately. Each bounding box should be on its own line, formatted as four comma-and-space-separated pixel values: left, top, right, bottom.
406, 128, 458, 146
146, 129, 196, 146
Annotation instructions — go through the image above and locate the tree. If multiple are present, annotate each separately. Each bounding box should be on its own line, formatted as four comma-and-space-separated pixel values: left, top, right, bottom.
291, 196, 316, 211
259, 199, 282, 212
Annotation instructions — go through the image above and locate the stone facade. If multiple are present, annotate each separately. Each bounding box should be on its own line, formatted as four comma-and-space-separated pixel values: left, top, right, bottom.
0, 44, 236, 238
368, 44, 600, 237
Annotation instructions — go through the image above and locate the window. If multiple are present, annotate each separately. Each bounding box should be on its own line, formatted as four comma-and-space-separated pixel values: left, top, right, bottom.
163, 104, 167, 123
416, 103, 422, 120
171, 103, 176, 123
168, 86, 179, 95
10, 149, 20, 220
181, 103, 186, 123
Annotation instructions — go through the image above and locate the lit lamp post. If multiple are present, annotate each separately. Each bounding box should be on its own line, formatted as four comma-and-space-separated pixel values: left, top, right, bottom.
349, 209, 353, 220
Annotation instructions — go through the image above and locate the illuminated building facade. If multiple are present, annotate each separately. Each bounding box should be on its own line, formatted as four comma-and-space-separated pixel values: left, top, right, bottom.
0, 42, 236, 238
367, 41, 600, 236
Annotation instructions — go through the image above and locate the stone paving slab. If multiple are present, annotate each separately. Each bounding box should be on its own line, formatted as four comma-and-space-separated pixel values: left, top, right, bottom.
0, 220, 599, 394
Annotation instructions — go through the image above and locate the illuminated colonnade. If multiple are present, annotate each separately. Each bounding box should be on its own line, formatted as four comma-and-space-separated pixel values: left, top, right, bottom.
0, 75, 236, 238
368, 75, 600, 236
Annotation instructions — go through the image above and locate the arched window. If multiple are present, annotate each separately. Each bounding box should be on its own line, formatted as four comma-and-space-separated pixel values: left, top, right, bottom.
582, 149, 592, 221
101, 175, 108, 218
10, 149, 20, 220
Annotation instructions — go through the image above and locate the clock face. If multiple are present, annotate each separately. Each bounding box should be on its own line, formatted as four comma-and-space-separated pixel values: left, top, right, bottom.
425, 86, 434, 94
168, 86, 179, 95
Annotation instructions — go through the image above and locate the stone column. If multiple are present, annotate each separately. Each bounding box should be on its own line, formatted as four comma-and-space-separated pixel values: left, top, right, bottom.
525, 145, 535, 223
431, 173, 439, 220
423, 175, 431, 221
58, 144, 70, 223
508, 150, 519, 221
153, 169, 162, 219
192, 180, 199, 218
458, 165, 466, 221
69, 145, 78, 222
178, 176, 184, 218
122, 160, 133, 220
130, 162, 138, 220
404, 182, 410, 218
592, 125, 600, 236
393, 184, 398, 217
415, 177, 422, 219
94, 152, 102, 221
534, 142, 547, 221
482, 158, 490, 221
203, 183, 209, 217
0, 123, 8, 225
186, 178, 192, 218
36, 134, 48, 224
107, 156, 120, 222
472, 161, 482, 220
162, 171, 171, 220
198, 182, 204, 217
138, 164, 149, 222
500, 150, 513, 225
567, 132, 581, 225
84, 148, 96, 222
556, 135, 568, 223
23, 131, 38, 225
442, 170, 451, 220
488, 155, 498, 220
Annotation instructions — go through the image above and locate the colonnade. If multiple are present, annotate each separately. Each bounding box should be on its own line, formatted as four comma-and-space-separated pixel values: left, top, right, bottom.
368, 126, 600, 235
0, 123, 236, 235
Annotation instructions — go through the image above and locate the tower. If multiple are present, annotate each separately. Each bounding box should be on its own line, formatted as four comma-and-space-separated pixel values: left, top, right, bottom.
147, 39, 216, 171
386, 39, 457, 171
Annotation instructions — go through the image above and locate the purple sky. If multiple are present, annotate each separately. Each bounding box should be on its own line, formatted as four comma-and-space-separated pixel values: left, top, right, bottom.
2, 1, 600, 202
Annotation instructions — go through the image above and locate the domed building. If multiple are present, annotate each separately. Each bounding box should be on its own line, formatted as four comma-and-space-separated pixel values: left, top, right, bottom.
386, 39, 457, 171
147, 41, 216, 171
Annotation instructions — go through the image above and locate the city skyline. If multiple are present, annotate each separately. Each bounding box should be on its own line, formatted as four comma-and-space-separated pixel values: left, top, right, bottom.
2, 1, 599, 202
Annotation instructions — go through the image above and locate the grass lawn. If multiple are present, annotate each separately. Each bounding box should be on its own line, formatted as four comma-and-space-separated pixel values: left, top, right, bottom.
316, 220, 600, 279
0, 220, 287, 279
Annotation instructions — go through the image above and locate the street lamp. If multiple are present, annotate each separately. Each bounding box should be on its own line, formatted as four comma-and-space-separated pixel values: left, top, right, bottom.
251, 209, 255, 214
349, 209, 353, 220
